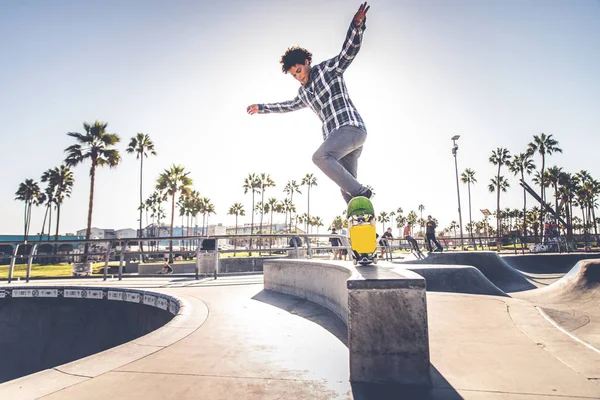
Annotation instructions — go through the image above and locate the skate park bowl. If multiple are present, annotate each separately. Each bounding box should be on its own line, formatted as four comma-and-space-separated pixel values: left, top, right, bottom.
0, 286, 181, 384
263, 259, 431, 386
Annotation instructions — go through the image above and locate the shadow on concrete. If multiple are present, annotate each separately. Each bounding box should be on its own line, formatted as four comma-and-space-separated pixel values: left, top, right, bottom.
252, 289, 347, 346
253, 290, 463, 399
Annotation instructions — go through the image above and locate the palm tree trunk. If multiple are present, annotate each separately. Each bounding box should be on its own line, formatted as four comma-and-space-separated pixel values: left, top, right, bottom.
54, 203, 62, 257
467, 181, 473, 245
47, 206, 52, 241
84, 164, 97, 262
139, 156, 145, 261
169, 194, 175, 263
23, 202, 29, 241
26, 200, 33, 239
307, 186, 311, 233
40, 205, 49, 241
539, 158, 545, 243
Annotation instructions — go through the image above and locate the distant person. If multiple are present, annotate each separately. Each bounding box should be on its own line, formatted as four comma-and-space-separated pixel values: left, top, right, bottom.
403, 222, 422, 255
340, 227, 350, 260
425, 215, 443, 252
329, 228, 342, 260
158, 261, 173, 275
289, 236, 303, 248
380, 227, 393, 258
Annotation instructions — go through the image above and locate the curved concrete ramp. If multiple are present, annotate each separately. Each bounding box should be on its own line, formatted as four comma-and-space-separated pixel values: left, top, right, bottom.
399, 251, 536, 293
518, 258, 600, 301
515, 259, 600, 350
397, 265, 507, 297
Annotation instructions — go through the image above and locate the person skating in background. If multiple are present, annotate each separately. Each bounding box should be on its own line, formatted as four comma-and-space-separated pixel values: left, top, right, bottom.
403, 222, 423, 257
425, 215, 443, 253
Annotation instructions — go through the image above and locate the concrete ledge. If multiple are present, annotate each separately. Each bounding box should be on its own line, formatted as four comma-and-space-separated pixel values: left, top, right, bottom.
263, 259, 430, 386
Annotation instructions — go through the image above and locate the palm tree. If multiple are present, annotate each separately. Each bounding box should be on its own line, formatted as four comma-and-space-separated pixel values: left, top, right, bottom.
449, 221, 458, 239
257, 173, 276, 235
228, 202, 245, 253
126, 133, 157, 260
311, 216, 324, 234
301, 173, 318, 233
156, 165, 193, 262
546, 166, 564, 236
51, 165, 74, 245
266, 198, 279, 235
281, 198, 294, 232
528, 134, 562, 238
489, 147, 511, 237
509, 153, 535, 236
15, 179, 43, 242
64, 121, 121, 260
417, 204, 425, 235
378, 211, 389, 234
488, 175, 510, 237
243, 174, 260, 234
460, 168, 477, 243
40, 168, 57, 241
284, 180, 302, 232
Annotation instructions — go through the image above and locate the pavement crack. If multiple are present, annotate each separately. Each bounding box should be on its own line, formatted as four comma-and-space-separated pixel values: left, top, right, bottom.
52, 368, 92, 379
114, 369, 316, 382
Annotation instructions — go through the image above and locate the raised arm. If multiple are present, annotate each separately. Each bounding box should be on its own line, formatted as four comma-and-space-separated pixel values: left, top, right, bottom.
323, 2, 370, 75
247, 96, 306, 115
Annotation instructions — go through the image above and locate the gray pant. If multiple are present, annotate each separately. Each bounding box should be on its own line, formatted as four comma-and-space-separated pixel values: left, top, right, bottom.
312, 125, 367, 203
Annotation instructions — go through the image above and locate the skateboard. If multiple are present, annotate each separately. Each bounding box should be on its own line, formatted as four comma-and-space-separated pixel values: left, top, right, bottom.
347, 196, 377, 265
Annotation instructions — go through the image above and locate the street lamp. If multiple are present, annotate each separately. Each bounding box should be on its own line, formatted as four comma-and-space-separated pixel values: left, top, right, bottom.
451, 135, 464, 250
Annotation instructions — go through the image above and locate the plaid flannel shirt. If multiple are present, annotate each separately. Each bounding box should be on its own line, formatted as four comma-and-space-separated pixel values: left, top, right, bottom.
259, 20, 367, 140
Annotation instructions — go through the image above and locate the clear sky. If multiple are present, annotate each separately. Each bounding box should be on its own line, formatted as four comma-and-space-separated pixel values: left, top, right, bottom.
1, 0, 599, 236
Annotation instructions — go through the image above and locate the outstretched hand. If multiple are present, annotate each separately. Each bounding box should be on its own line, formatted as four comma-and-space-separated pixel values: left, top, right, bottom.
246, 104, 259, 115
353, 2, 370, 27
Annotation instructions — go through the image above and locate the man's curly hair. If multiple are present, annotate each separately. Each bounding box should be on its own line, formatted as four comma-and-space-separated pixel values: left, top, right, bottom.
280, 46, 313, 74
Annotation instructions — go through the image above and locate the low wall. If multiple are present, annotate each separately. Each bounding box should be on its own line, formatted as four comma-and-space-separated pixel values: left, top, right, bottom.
138, 256, 280, 275
263, 259, 430, 386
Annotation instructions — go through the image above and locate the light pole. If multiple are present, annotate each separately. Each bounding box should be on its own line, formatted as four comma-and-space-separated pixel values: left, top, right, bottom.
451, 135, 464, 250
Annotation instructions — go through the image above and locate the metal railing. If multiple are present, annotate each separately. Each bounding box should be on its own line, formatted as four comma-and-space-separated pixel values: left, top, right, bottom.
2, 232, 593, 283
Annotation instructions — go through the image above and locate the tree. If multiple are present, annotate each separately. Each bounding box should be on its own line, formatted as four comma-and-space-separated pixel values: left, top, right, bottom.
156, 165, 192, 262
545, 166, 564, 236
488, 175, 510, 237
126, 133, 157, 261
228, 202, 245, 254
15, 179, 43, 241
489, 147, 511, 237
449, 221, 458, 239
257, 173, 276, 235
40, 169, 57, 241
417, 204, 425, 235
312, 216, 324, 234
527, 134, 562, 240
243, 174, 260, 235
284, 180, 302, 232
65, 121, 121, 260
460, 168, 477, 242
51, 165, 74, 245
266, 198, 279, 235
377, 211, 389, 234
509, 153, 535, 236
301, 173, 318, 233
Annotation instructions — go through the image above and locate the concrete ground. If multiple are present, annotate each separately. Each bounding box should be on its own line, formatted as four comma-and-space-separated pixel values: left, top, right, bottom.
1, 272, 600, 399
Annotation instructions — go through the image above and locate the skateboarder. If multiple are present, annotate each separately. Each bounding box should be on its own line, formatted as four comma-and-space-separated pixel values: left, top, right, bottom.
403, 222, 423, 257
425, 215, 444, 253
246, 2, 372, 204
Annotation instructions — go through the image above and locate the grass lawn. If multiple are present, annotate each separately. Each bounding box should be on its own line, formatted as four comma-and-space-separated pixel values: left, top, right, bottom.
0, 263, 121, 279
